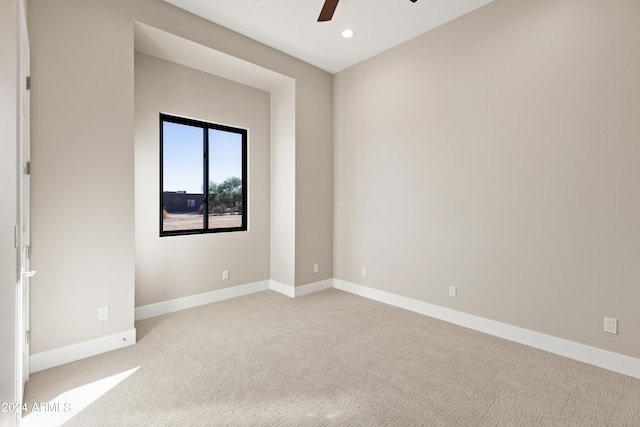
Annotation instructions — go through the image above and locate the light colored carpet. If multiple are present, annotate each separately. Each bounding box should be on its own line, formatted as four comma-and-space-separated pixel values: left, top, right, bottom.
23, 289, 640, 426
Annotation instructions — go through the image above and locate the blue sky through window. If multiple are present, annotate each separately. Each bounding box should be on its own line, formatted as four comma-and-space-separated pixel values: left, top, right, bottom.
209, 128, 242, 186
163, 121, 243, 193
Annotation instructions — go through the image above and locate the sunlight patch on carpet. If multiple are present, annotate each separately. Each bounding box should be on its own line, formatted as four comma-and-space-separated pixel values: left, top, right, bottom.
22, 367, 140, 427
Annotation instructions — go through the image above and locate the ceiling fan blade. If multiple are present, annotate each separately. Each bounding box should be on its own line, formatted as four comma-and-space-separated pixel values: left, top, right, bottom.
318, 0, 340, 22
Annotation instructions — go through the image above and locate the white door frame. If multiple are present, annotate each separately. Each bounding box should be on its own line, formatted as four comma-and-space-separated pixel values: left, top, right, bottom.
17, 0, 32, 405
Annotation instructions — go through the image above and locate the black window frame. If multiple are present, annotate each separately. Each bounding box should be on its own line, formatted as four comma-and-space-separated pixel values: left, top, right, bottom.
160, 113, 248, 237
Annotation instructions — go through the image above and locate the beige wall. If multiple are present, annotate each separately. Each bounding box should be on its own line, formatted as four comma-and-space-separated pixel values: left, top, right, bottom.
334, 0, 640, 358
0, 0, 19, 424
134, 52, 270, 306
295, 75, 334, 285
28, 0, 333, 354
29, 0, 136, 353
270, 82, 297, 286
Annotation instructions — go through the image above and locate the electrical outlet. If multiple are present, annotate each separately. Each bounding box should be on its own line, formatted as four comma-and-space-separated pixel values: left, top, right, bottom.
314, 264, 319, 273
604, 317, 617, 334
449, 286, 457, 298
361, 267, 367, 277
98, 306, 109, 320
222, 270, 229, 280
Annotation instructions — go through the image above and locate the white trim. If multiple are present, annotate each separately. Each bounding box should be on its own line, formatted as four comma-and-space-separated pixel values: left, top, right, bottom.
31, 279, 639, 379
293, 279, 334, 297
333, 279, 640, 379
135, 280, 270, 321
135, 278, 332, 322
269, 280, 295, 298
269, 279, 334, 298
30, 329, 136, 373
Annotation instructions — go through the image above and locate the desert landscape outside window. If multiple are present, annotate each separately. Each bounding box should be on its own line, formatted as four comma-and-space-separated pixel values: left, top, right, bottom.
160, 113, 247, 236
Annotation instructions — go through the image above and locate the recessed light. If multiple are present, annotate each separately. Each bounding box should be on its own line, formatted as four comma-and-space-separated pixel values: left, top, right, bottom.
341, 29, 355, 38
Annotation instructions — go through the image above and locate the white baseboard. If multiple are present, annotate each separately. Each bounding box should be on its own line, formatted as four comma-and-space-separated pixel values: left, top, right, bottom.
30, 328, 136, 373
294, 279, 334, 297
270, 279, 334, 298
269, 280, 295, 298
135, 280, 270, 321
135, 279, 332, 323
33, 278, 638, 379
333, 279, 640, 380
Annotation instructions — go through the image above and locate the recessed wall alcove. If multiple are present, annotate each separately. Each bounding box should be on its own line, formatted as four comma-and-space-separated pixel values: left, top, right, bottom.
134, 22, 297, 299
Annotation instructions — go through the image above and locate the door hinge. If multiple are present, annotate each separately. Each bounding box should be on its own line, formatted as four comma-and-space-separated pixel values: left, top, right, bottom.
26, 76, 31, 90
14, 225, 19, 248
25, 245, 31, 260
25, 161, 31, 175
26, 330, 31, 345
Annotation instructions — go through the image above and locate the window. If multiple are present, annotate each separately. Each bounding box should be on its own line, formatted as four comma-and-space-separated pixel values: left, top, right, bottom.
160, 113, 247, 236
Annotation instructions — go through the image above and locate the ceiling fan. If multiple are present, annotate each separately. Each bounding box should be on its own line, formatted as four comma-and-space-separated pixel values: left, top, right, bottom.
318, 0, 418, 22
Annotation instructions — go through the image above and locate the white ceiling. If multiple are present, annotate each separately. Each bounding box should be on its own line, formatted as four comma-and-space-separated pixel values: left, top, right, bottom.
163, 0, 494, 74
